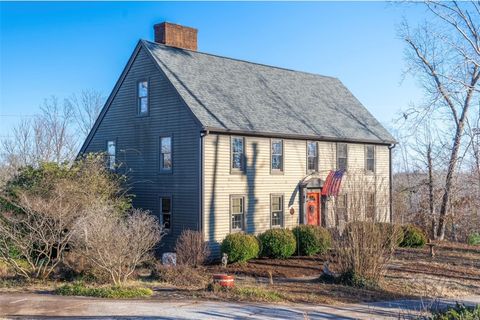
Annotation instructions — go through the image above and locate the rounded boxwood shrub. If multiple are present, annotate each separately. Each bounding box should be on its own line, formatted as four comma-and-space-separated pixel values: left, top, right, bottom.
399, 225, 427, 248
259, 228, 296, 259
221, 233, 260, 263
292, 225, 332, 256
467, 232, 480, 246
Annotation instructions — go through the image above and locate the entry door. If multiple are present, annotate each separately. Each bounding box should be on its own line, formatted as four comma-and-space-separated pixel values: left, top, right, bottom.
306, 192, 321, 226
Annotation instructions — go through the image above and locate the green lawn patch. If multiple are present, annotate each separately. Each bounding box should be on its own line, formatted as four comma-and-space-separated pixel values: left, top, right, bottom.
427, 303, 480, 320
55, 282, 153, 299
231, 286, 284, 302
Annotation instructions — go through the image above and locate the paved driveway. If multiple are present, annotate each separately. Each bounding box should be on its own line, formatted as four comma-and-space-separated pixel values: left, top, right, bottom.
1, 293, 479, 319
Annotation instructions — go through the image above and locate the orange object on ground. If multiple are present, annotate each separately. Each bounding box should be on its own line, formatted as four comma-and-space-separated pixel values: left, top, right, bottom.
213, 274, 234, 288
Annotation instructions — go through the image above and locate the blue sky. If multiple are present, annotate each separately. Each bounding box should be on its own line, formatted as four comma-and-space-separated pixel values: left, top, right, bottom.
0, 1, 426, 138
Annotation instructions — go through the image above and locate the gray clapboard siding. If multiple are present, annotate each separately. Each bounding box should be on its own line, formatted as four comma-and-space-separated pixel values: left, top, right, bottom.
82, 46, 201, 251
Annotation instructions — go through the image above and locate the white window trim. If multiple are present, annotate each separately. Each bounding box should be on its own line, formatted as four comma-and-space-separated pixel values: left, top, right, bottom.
365, 145, 375, 174
230, 195, 245, 232
270, 194, 284, 228
230, 136, 245, 173
336, 143, 348, 171
271, 139, 284, 174
307, 141, 319, 173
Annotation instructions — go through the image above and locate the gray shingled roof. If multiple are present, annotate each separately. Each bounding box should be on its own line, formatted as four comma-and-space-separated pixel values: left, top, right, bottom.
142, 40, 396, 144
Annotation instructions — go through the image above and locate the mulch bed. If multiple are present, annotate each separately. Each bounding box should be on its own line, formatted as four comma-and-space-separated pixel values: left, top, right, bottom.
206, 254, 327, 278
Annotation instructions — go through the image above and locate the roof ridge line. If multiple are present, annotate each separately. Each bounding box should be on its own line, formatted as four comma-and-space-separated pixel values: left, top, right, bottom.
141, 39, 339, 80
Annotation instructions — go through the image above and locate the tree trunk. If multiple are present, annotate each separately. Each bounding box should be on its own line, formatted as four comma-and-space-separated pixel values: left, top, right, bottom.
437, 117, 466, 240
427, 144, 436, 239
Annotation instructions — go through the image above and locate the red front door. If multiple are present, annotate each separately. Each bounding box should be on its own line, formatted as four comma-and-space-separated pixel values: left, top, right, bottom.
306, 192, 321, 225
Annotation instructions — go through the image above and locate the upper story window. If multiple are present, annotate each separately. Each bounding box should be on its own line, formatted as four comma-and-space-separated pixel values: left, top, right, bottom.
271, 139, 284, 172
337, 143, 348, 171
271, 194, 284, 228
231, 136, 244, 172
230, 195, 245, 232
107, 140, 116, 170
160, 196, 172, 230
160, 136, 172, 172
365, 145, 375, 173
307, 141, 318, 172
137, 80, 149, 115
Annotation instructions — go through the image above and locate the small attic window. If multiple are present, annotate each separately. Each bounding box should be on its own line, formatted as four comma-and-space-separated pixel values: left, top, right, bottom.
137, 80, 149, 115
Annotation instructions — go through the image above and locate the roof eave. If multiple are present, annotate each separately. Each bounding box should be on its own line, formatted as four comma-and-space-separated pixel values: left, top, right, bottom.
203, 127, 397, 145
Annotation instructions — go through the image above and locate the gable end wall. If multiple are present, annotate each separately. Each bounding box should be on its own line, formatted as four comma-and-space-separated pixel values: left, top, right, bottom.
82, 46, 201, 251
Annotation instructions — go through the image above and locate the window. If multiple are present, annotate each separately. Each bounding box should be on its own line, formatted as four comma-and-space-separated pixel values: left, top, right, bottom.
231, 137, 244, 171
137, 80, 148, 115
230, 196, 245, 231
160, 136, 172, 171
271, 139, 283, 172
107, 140, 116, 170
271, 194, 284, 228
307, 141, 318, 172
336, 194, 348, 223
160, 197, 172, 230
365, 145, 375, 173
337, 143, 348, 171
365, 192, 376, 221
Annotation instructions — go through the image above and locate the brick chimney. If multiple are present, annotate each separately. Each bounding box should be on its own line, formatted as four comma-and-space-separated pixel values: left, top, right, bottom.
153, 22, 197, 51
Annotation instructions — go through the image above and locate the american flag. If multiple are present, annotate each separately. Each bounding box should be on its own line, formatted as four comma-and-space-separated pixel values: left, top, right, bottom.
321, 170, 345, 197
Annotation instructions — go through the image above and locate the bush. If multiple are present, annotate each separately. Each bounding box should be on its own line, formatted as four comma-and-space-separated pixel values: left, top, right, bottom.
292, 225, 332, 256
429, 303, 480, 320
467, 233, 480, 246
175, 230, 210, 267
259, 229, 296, 259
333, 221, 401, 288
55, 282, 153, 298
221, 233, 260, 263
399, 225, 427, 248
376, 222, 404, 247
152, 263, 209, 288
72, 207, 163, 286
0, 155, 131, 280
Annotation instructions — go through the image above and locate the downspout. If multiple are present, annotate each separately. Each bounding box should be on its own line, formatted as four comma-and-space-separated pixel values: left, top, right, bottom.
388, 144, 396, 223
199, 129, 209, 237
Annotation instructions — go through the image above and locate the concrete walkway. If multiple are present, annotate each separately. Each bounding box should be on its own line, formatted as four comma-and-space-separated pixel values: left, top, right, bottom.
0, 293, 479, 319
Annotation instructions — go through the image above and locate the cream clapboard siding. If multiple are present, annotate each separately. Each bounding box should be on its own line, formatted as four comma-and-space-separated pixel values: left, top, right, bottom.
203, 133, 390, 250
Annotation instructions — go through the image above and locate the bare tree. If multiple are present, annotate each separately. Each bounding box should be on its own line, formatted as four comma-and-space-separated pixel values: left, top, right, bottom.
0, 96, 76, 171
0, 90, 104, 182
0, 182, 81, 279
175, 230, 210, 267
65, 89, 104, 138
72, 207, 163, 285
399, 1, 480, 239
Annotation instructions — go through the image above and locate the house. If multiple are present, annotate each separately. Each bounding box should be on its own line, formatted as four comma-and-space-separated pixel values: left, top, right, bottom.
80, 22, 396, 254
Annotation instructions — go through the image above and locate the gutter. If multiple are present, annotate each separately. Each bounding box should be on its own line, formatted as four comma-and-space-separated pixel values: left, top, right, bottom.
388, 143, 396, 223
199, 128, 209, 237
